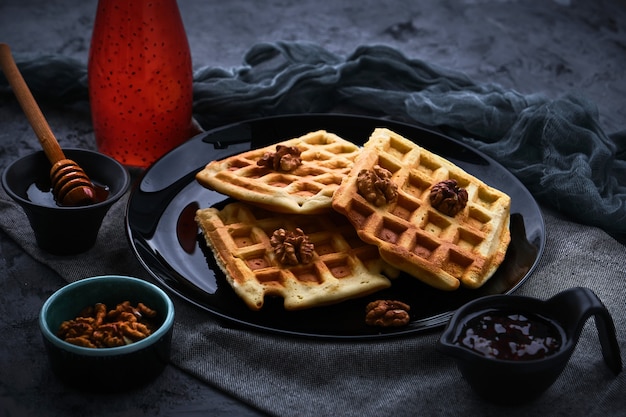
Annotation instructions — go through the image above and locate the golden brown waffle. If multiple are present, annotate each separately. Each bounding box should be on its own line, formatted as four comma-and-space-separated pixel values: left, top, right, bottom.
195, 130, 360, 214
332, 128, 511, 291
195, 202, 399, 311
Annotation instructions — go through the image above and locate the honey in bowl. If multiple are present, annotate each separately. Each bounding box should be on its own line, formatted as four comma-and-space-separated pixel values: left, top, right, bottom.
454, 310, 563, 361
27, 180, 110, 207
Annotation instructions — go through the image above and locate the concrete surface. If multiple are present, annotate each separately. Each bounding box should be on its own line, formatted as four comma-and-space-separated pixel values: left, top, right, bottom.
0, 0, 624, 416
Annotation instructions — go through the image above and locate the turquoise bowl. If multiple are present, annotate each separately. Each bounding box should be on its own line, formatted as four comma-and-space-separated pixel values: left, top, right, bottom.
39, 275, 175, 391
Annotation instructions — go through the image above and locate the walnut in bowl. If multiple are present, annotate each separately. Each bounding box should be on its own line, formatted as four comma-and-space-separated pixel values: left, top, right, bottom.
39, 275, 175, 391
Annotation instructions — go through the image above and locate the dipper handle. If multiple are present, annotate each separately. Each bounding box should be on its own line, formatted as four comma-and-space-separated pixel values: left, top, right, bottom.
0, 43, 66, 164
0, 43, 96, 206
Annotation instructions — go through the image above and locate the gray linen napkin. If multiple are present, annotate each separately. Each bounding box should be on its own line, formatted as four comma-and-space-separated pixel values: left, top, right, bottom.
1, 41, 625, 416
0, 186, 624, 416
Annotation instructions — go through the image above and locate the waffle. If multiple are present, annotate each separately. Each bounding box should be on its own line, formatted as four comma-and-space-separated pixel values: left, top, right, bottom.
332, 128, 511, 291
195, 130, 360, 214
195, 202, 398, 311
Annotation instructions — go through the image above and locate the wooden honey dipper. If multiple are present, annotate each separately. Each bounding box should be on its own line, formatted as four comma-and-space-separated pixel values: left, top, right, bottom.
0, 43, 96, 206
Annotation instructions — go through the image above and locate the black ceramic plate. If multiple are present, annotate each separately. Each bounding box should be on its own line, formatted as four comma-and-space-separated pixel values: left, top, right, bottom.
126, 114, 545, 339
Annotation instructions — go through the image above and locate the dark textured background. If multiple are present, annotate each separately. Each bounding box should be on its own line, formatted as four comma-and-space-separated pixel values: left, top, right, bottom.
0, 1, 624, 416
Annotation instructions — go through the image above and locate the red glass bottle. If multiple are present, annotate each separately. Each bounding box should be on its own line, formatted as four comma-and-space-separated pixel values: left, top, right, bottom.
88, 0, 196, 168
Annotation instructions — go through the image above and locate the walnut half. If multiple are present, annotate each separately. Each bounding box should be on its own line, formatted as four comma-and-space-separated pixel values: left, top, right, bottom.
257, 145, 302, 171
357, 165, 398, 207
365, 300, 411, 327
270, 228, 314, 265
429, 179, 468, 216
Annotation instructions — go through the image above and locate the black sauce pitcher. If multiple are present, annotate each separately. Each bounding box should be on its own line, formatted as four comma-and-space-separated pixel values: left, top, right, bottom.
437, 286, 622, 404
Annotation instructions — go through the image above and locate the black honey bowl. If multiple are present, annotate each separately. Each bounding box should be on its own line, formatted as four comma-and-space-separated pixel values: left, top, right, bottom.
437, 287, 622, 405
2, 148, 130, 255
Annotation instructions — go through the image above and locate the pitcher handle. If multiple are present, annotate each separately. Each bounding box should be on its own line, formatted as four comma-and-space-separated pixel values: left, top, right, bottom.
548, 287, 622, 375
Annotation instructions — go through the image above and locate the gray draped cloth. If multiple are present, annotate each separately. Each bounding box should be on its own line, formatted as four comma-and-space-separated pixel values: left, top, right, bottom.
1, 42, 625, 416
3, 41, 624, 240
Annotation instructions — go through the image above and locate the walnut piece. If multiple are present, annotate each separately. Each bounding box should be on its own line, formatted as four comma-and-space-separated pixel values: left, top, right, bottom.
357, 165, 398, 207
57, 301, 157, 348
365, 300, 411, 327
257, 145, 302, 171
270, 228, 314, 265
429, 179, 468, 216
